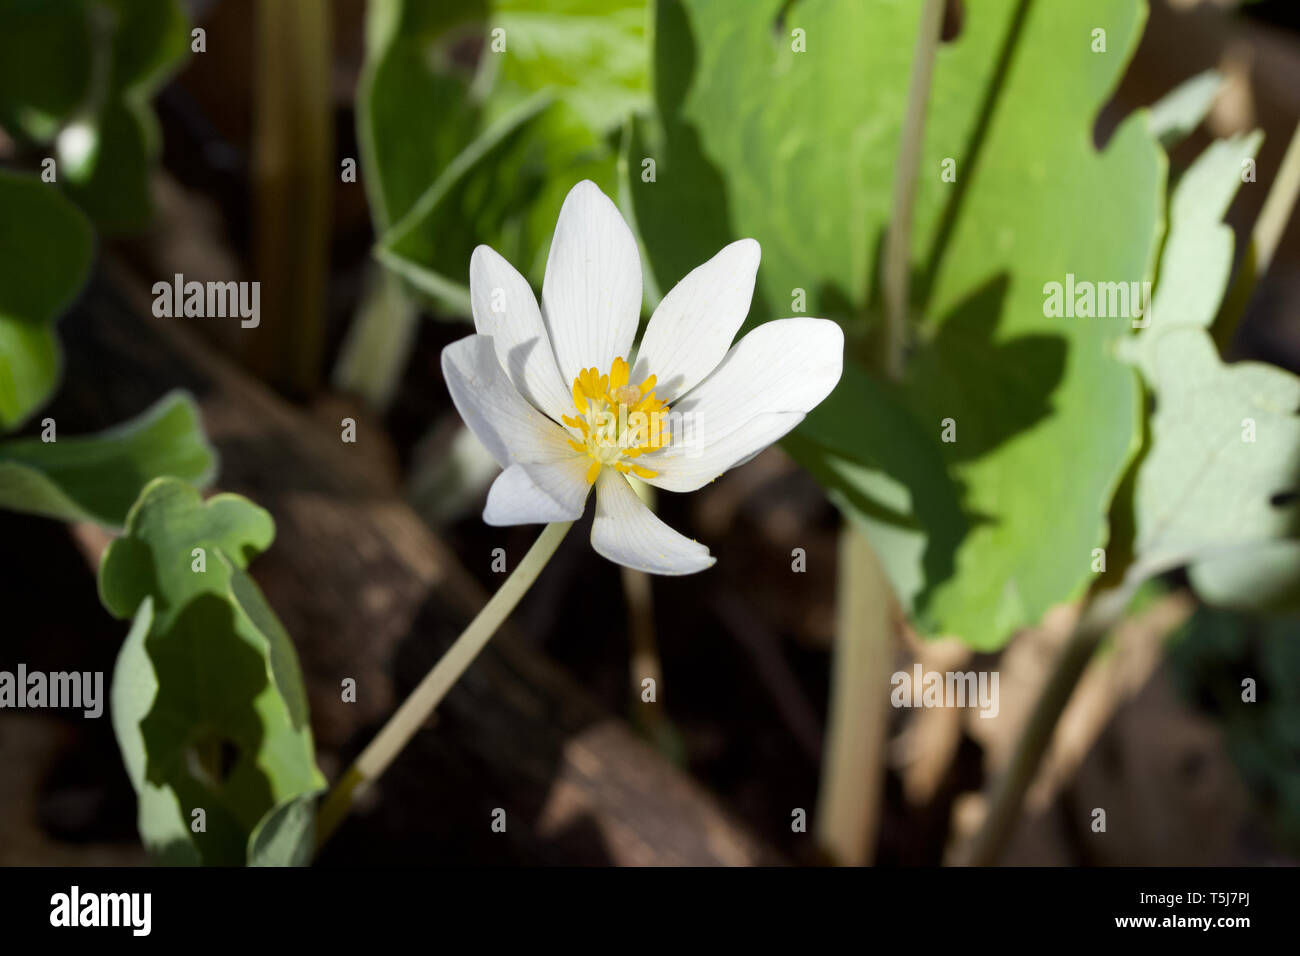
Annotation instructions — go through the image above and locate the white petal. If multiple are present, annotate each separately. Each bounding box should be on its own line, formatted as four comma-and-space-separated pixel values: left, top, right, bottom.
470, 245, 572, 422
644, 318, 843, 492
483, 459, 592, 526
541, 180, 642, 386
631, 239, 760, 403
590, 469, 715, 575
441, 334, 576, 468
641, 412, 804, 492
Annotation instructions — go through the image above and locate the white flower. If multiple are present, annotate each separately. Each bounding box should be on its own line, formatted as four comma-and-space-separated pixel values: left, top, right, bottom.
441, 180, 844, 575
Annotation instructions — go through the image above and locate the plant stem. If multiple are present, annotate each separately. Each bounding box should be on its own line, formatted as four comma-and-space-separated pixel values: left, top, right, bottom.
623, 565, 666, 721
814, 526, 897, 866
332, 265, 419, 413
315, 520, 573, 849
963, 574, 1140, 866
813, 0, 944, 861
619, 479, 679, 756
881, 0, 945, 381
1215, 120, 1300, 350
1252, 119, 1300, 278
250, 0, 332, 392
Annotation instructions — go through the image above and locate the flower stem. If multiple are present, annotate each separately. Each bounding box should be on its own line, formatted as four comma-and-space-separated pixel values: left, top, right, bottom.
315, 520, 573, 850
881, 0, 945, 381
815, 526, 897, 865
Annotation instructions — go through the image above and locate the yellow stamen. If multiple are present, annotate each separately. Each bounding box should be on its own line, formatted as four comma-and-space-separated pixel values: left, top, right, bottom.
566, 357, 671, 483
610, 356, 629, 389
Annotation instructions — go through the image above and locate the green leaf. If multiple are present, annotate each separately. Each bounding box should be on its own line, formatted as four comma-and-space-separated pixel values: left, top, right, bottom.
111, 596, 200, 865
343, 0, 649, 405
635, 0, 1164, 649
102, 478, 324, 865
98, 478, 274, 624
632, 0, 910, 325
365, 0, 648, 303
785, 362, 967, 617
357, 0, 485, 232
0, 390, 215, 527
487, 0, 649, 134
0, 0, 93, 140
1147, 69, 1223, 149
1119, 131, 1300, 610
1129, 328, 1299, 585
376, 90, 625, 309
0, 169, 94, 431
100, 0, 190, 96
1129, 131, 1262, 363
377, 89, 576, 310
0, 0, 189, 233
60, 98, 155, 234
247, 792, 319, 867
66, 0, 189, 234
1189, 540, 1300, 613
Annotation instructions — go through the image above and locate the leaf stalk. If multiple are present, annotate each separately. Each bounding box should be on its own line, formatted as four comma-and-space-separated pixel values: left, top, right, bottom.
881, 0, 945, 382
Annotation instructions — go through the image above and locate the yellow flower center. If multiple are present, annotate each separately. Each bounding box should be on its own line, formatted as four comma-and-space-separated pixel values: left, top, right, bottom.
561, 356, 671, 484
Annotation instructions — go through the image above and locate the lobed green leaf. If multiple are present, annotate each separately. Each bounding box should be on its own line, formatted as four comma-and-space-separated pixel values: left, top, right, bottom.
102, 478, 324, 865
1117, 127, 1300, 611
634, 0, 1164, 649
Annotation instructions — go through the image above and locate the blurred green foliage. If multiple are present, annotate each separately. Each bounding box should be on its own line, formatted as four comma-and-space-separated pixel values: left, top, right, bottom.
364, 0, 648, 308
0, 170, 93, 430
0, 0, 189, 233
0, 170, 215, 526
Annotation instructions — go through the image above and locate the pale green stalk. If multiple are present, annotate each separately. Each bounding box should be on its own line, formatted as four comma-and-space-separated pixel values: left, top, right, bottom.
815, 527, 896, 865
881, 0, 945, 379
316, 521, 573, 848
1252, 119, 1300, 277
812, 0, 945, 865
